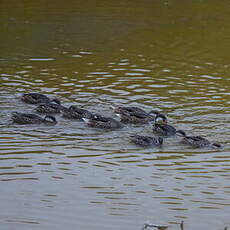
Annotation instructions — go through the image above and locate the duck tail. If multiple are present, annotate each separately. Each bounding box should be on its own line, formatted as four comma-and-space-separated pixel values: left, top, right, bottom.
212, 143, 223, 148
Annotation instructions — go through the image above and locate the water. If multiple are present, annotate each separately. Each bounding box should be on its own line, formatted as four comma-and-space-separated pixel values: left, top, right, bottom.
0, 0, 230, 229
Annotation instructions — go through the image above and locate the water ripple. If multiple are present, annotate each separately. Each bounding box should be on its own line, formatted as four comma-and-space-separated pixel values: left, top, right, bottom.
1, 11, 230, 230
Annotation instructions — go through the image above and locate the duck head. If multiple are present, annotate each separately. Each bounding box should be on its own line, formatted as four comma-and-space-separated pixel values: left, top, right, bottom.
155, 114, 168, 124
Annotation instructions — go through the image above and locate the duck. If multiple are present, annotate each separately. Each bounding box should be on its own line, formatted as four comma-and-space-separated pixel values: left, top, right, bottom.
176, 130, 222, 148
36, 99, 66, 114
152, 113, 177, 136
62, 105, 95, 120
21, 93, 52, 104
130, 134, 163, 147
112, 105, 159, 124
11, 112, 57, 125
82, 114, 123, 129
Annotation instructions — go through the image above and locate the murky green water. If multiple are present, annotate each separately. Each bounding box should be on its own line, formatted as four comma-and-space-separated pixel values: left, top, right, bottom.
0, 1, 230, 229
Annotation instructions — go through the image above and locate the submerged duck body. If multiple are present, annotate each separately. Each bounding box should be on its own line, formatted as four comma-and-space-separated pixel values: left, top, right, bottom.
62, 105, 95, 120
83, 115, 123, 129
21, 93, 51, 104
130, 134, 163, 147
176, 130, 222, 148
152, 114, 177, 136
113, 106, 158, 124
36, 99, 65, 114
11, 112, 57, 125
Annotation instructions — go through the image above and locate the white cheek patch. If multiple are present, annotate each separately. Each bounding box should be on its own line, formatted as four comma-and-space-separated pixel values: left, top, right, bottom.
156, 117, 162, 123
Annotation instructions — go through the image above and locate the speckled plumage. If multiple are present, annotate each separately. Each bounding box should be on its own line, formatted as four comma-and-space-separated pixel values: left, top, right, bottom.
113, 106, 158, 124
62, 106, 95, 120
83, 115, 123, 129
36, 99, 65, 114
176, 130, 222, 148
21, 93, 51, 104
130, 134, 163, 147
11, 112, 57, 125
153, 123, 177, 136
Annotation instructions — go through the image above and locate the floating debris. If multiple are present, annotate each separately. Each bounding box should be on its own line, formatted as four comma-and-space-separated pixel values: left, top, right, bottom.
142, 222, 168, 230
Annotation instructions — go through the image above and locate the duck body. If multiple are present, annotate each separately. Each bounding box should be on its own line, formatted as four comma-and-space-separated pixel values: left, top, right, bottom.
113, 106, 158, 124
130, 134, 163, 147
118, 112, 152, 124
83, 115, 123, 129
62, 105, 95, 120
182, 136, 210, 148
176, 130, 222, 148
11, 112, 57, 125
21, 93, 51, 104
153, 123, 177, 136
114, 106, 148, 115
36, 99, 65, 114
